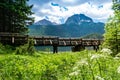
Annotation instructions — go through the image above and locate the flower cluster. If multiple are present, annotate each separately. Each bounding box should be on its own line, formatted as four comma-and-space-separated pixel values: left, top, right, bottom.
101, 48, 112, 55
69, 70, 80, 76
77, 58, 88, 66
95, 76, 104, 80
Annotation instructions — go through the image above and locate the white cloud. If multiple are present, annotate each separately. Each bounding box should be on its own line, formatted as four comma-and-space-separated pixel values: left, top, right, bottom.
31, 15, 42, 22
63, 0, 76, 3
31, 1, 114, 24
86, 2, 114, 22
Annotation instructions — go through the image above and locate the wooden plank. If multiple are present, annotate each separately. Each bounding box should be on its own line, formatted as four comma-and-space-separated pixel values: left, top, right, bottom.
0, 33, 103, 47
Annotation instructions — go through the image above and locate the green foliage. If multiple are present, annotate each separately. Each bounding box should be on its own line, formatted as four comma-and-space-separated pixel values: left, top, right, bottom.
0, 0, 34, 33
103, 16, 120, 55
0, 43, 14, 54
103, 0, 120, 56
0, 51, 120, 80
112, 0, 120, 11
0, 52, 77, 80
0, 43, 5, 54
15, 39, 35, 55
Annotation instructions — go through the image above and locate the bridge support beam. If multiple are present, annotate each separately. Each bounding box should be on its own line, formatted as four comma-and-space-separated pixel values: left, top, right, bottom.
12, 36, 14, 44
53, 45, 58, 53
72, 45, 85, 52
93, 46, 99, 52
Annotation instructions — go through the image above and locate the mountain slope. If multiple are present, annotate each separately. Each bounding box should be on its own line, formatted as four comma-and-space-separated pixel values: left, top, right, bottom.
29, 22, 104, 37
29, 14, 104, 38
65, 14, 93, 25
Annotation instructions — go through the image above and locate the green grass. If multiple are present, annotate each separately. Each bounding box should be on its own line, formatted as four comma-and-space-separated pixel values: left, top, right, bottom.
0, 50, 120, 80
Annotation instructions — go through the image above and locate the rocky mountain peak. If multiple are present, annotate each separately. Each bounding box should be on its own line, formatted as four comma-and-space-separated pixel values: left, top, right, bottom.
34, 19, 56, 25
65, 14, 93, 24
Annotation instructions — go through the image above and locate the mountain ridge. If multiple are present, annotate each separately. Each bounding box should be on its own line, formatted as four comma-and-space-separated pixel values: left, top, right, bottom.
29, 13, 104, 38
34, 19, 57, 25
65, 14, 93, 25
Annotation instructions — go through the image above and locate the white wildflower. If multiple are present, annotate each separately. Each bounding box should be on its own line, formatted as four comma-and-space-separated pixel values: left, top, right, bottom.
90, 54, 102, 60
114, 57, 120, 60
95, 75, 104, 80
69, 70, 79, 76
101, 48, 112, 55
73, 66, 78, 71
117, 66, 120, 73
116, 53, 120, 57
77, 58, 88, 66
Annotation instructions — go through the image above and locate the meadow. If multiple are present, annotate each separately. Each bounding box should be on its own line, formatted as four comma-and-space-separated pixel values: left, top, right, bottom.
0, 49, 120, 80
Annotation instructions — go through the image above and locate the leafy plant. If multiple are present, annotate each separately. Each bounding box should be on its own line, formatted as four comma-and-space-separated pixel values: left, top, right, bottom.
103, 0, 120, 56
0, 42, 14, 54
15, 39, 35, 55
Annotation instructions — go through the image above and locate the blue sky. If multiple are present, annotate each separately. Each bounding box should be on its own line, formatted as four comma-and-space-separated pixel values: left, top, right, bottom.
28, 0, 113, 24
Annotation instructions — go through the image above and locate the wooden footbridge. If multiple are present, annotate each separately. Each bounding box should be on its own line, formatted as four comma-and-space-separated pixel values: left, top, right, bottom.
0, 33, 103, 53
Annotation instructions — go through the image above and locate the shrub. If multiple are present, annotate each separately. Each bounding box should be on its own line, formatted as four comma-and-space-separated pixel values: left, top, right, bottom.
15, 39, 36, 55
0, 42, 14, 54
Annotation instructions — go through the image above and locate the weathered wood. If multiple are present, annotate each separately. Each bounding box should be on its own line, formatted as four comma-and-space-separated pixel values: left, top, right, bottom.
12, 36, 14, 43
0, 33, 28, 45
0, 33, 103, 53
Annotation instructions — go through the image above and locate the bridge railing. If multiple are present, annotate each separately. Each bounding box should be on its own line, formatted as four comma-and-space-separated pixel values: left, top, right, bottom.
0, 33, 28, 45
33, 36, 59, 46
82, 39, 103, 46
59, 38, 82, 46
0, 33, 103, 47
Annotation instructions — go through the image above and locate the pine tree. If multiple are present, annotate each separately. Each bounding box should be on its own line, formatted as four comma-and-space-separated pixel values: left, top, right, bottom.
0, 0, 34, 33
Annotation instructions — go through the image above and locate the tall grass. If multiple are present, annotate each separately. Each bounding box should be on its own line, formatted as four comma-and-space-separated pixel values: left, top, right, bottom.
0, 50, 120, 80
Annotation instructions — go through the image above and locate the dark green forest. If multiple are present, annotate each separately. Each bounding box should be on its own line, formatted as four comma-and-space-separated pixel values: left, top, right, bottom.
0, 0, 34, 33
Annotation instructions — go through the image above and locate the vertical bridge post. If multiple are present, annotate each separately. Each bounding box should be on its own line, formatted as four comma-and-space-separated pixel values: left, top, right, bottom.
53, 37, 59, 53
93, 40, 100, 52
12, 33, 15, 44
53, 45, 58, 53
12, 36, 14, 44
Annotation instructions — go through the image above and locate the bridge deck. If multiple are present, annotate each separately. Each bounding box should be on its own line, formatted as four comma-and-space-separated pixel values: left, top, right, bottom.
0, 33, 103, 53
33, 37, 102, 46
0, 33, 103, 46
